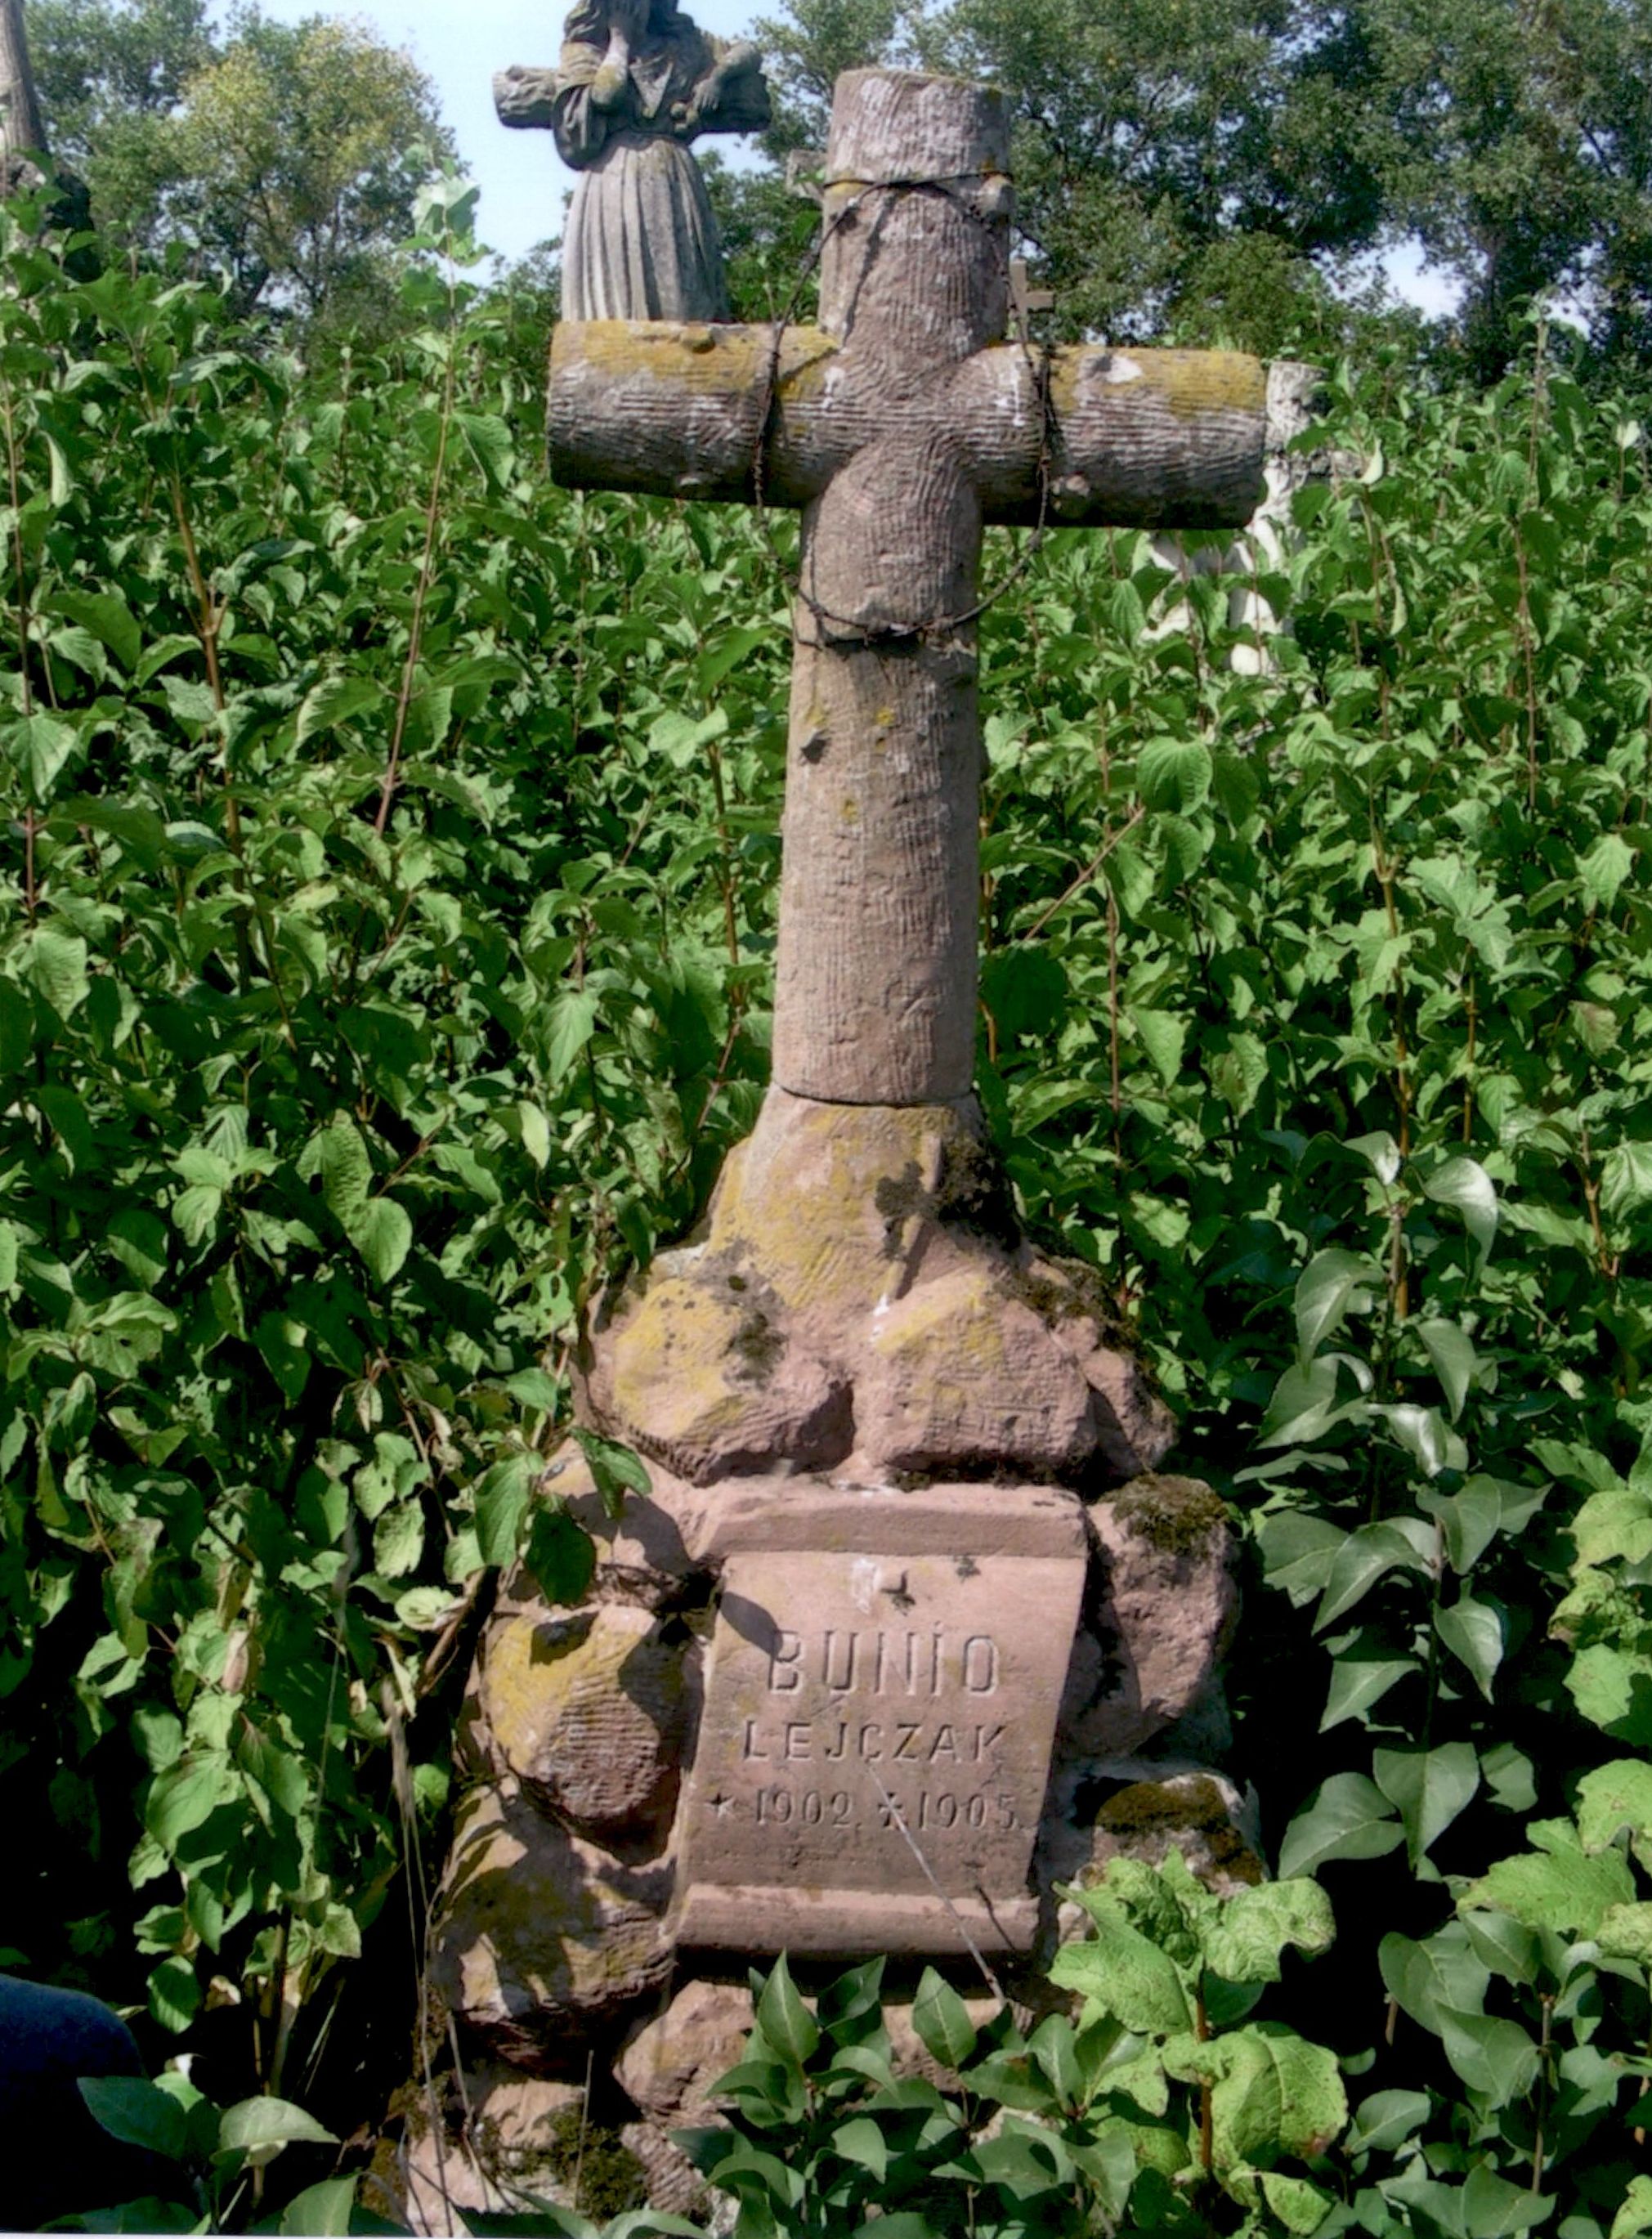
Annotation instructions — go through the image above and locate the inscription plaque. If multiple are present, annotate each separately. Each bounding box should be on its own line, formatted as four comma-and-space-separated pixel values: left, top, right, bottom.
674, 1484, 1086, 1956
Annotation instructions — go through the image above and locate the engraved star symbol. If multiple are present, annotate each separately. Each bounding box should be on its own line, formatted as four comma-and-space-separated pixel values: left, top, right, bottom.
707, 1792, 738, 1818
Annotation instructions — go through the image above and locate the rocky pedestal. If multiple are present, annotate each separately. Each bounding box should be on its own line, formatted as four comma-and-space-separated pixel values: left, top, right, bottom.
405, 1417, 1242, 2223
407, 1095, 1244, 2232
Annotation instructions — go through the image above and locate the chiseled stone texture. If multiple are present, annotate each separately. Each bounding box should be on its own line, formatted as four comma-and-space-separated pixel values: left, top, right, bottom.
399, 2071, 586, 2237
428, 1780, 674, 2066
591, 1266, 853, 1485
480, 1601, 696, 1840
584, 1089, 1175, 1491
616, 1977, 750, 2123
613, 1982, 749, 2227
856, 1264, 1098, 1477
620, 2121, 718, 2220
674, 1483, 1086, 1958
1057, 1474, 1239, 1759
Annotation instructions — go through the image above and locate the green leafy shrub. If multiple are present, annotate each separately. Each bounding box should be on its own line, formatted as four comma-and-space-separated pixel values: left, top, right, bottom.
678, 1856, 1342, 2237
2, 150, 1650, 2237
0, 180, 775, 2109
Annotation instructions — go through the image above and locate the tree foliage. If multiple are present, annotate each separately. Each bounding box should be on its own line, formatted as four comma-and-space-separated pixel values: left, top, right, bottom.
751, 0, 1652, 372
24, 0, 452, 321
752, 0, 1387, 345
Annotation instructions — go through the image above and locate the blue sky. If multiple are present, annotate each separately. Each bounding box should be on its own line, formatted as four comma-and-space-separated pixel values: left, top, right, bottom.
222, 2, 1458, 311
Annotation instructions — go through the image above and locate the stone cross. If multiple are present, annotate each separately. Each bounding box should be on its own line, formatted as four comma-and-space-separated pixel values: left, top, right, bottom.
1009, 256, 1054, 323
416, 69, 1263, 2035
550, 68, 1265, 1108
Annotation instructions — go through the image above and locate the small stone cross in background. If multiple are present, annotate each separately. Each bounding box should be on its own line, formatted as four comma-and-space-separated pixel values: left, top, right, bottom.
1009, 256, 1055, 324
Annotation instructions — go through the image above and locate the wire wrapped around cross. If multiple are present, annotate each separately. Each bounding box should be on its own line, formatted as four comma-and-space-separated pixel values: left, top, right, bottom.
748, 172, 1059, 652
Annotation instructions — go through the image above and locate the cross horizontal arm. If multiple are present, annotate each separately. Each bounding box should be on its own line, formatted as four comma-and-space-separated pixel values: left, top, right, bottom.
549, 320, 1267, 530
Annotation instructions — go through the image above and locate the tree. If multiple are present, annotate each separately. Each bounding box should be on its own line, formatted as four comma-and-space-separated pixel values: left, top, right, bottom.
753, 0, 1389, 347
164, 13, 452, 320
0, 0, 48, 162
1368, 0, 1652, 376
25, 0, 208, 250
24, 2, 454, 324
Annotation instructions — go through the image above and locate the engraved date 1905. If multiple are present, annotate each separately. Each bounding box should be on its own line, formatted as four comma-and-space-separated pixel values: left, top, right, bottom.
748, 1785, 1019, 1833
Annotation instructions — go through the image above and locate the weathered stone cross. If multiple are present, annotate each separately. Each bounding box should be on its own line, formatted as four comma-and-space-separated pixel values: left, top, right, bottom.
551, 68, 1265, 1110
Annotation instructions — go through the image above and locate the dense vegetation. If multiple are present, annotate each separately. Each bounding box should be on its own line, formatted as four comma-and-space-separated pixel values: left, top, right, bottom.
0, 10, 1650, 2226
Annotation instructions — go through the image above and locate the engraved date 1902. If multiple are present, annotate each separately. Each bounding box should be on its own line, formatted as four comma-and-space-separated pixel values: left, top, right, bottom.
749, 1785, 1019, 1833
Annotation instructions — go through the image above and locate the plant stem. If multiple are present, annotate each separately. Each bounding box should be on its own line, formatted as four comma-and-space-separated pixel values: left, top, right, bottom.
373, 235, 460, 839
1022, 801, 1144, 941
1511, 522, 1540, 814
2, 369, 35, 719
706, 739, 740, 965
2, 371, 40, 922
1531, 1990, 1554, 2191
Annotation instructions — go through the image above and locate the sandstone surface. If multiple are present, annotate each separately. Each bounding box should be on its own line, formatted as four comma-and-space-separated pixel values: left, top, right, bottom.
429, 1782, 674, 2065
1058, 1474, 1239, 1758
584, 1090, 1175, 1492
481, 1601, 695, 1839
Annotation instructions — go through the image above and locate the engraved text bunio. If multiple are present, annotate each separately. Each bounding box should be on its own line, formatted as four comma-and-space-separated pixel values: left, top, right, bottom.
728, 1623, 1013, 1843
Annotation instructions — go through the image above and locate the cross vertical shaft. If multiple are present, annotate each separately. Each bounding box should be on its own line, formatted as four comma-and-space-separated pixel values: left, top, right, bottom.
774, 74, 1012, 1105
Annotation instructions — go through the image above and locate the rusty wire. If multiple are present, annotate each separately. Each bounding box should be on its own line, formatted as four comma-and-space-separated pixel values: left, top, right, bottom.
745, 173, 1059, 652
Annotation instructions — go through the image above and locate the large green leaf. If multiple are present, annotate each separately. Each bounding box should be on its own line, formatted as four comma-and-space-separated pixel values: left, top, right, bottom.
1380, 1928, 1490, 2035
7, 713, 82, 803
1278, 1773, 1404, 1879
1372, 1742, 1480, 1866
1435, 1596, 1506, 1700
1137, 736, 1212, 813
1462, 1843, 1635, 1937
1171, 2022, 1346, 2167
217, 2093, 337, 2159
911, 1966, 979, 2070
1201, 1878, 1336, 1985
79, 2076, 189, 2160
1294, 1247, 1376, 1359
1047, 1913, 1196, 2036
755, 1955, 821, 2068
1423, 1156, 1498, 1270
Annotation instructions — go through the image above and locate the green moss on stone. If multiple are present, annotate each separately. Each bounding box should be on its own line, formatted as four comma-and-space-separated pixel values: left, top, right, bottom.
1092, 1775, 1264, 1887
538, 2107, 648, 2219
1108, 1473, 1229, 1556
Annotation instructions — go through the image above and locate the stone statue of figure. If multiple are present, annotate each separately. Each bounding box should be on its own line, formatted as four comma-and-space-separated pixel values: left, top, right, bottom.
494, 1, 772, 324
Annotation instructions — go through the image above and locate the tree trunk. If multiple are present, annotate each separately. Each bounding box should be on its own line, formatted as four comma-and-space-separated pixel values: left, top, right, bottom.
0, 0, 47, 165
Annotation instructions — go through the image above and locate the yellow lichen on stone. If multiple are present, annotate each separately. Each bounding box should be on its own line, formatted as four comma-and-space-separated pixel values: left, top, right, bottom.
708, 1096, 985, 1315
609, 1281, 763, 1443
430, 1784, 673, 2051
482, 1604, 687, 1838
553, 320, 837, 403
1048, 345, 1264, 424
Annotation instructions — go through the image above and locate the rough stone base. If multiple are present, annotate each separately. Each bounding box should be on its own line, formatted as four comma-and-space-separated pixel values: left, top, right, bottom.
419, 1455, 1238, 2075
397, 2071, 586, 2237
581, 1089, 1175, 1488
413, 1089, 1246, 2210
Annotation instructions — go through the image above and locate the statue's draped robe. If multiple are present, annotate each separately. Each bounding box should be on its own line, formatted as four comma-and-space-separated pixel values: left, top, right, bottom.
553, 25, 731, 322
